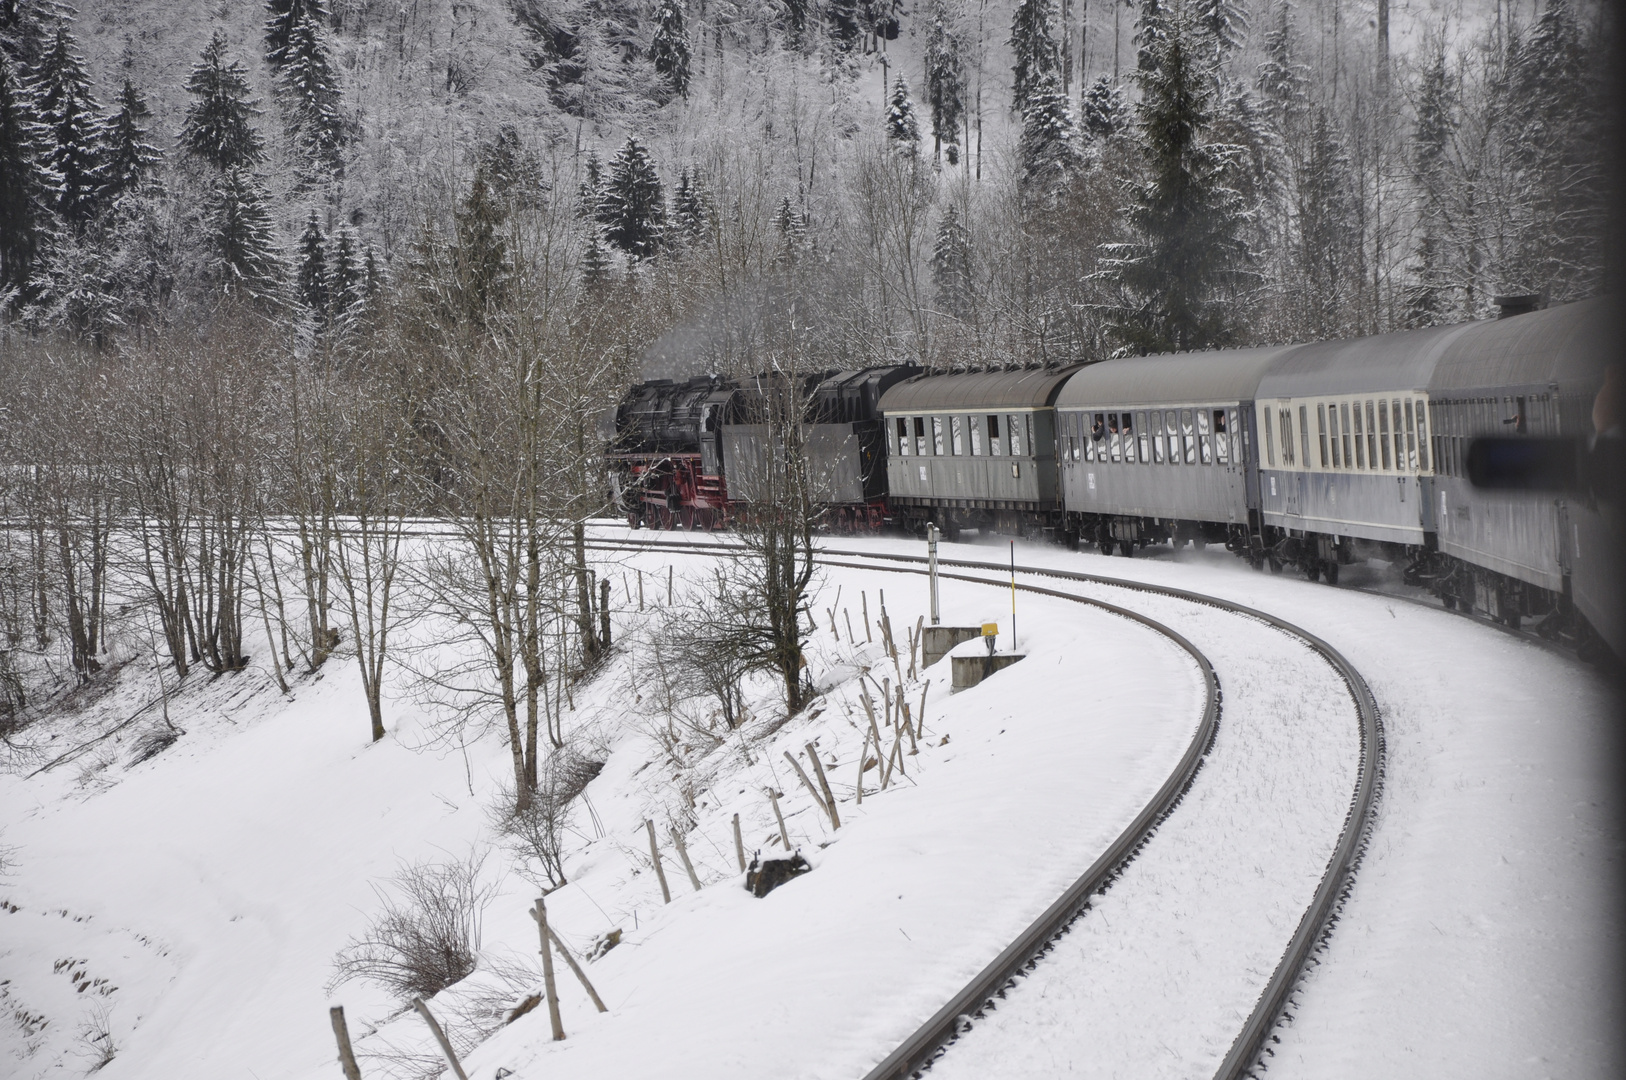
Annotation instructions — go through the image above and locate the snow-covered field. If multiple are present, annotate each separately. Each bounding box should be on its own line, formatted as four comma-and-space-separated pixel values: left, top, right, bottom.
1, 528, 1617, 1080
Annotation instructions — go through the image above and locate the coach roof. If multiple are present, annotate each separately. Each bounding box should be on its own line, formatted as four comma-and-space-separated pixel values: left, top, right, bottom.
1256, 321, 1479, 399
879, 365, 1084, 413
1055, 345, 1298, 409
1429, 297, 1612, 394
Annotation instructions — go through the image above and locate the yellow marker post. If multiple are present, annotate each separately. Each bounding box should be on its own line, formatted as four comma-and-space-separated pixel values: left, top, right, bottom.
981, 621, 998, 656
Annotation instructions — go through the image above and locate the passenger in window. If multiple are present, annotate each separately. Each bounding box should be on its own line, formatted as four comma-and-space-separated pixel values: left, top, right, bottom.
988, 414, 1002, 456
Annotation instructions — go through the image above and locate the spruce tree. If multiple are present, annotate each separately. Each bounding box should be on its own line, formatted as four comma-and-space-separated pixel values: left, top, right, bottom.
1295, 107, 1358, 337
581, 230, 612, 290
0, 53, 52, 296
275, 10, 343, 173
328, 225, 363, 315
1009, 0, 1060, 116
265, 0, 328, 69
924, 0, 966, 165
1099, 12, 1254, 353
602, 137, 666, 260
181, 32, 266, 171
1403, 45, 1456, 326
362, 243, 381, 299
827, 1, 864, 53
207, 166, 284, 302
650, 0, 690, 99
33, 24, 103, 225
102, 79, 162, 203
1254, 0, 1308, 132
1080, 75, 1124, 142
772, 196, 808, 264
1017, 72, 1077, 197
931, 203, 973, 320
0, 0, 68, 70
672, 165, 708, 248
885, 76, 920, 158
454, 174, 508, 315
579, 150, 610, 225
296, 209, 327, 317
1194, 0, 1249, 57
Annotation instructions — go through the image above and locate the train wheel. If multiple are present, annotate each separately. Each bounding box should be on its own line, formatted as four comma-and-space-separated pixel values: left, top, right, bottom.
1099, 537, 1114, 556
1323, 561, 1340, 585
1441, 594, 1456, 610
1305, 563, 1320, 582
1119, 541, 1134, 558
658, 506, 673, 530
678, 507, 694, 530
1268, 556, 1283, 575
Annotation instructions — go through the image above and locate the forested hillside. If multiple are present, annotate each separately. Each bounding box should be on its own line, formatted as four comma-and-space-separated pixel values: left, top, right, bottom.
0, 0, 1613, 366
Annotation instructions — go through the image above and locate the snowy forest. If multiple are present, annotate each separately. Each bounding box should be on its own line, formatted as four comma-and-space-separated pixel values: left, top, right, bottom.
0, 0, 1617, 735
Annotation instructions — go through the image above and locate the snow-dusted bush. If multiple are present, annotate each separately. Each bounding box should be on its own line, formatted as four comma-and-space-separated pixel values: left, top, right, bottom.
330, 851, 494, 1001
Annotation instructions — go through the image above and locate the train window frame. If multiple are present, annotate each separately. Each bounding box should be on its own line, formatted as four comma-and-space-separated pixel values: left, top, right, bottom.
1213, 409, 1229, 465
1108, 413, 1122, 463
951, 415, 964, 455
1378, 400, 1392, 470
1391, 399, 1405, 471
987, 414, 1002, 456
1279, 408, 1294, 466
1403, 399, 1417, 470
1415, 401, 1429, 472
1365, 401, 1379, 469
969, 414, 984, 456
1341, 402, 1354, 468
1122, 412, 1137, 463
1316, 403, 1330, 468
1150, 409, 1165, 463
932, 416, 946, 455
1181, 409, 1196, 464
1197, 408, 1212, 464
1328, 403, 1341, 468
914, 415, 929, 456
1298, 404, 1312, 467
896, 416, 910, 456
1263, 404, 1276, 466
1008, 413, 1025, 457
1137, 412, 1150, 462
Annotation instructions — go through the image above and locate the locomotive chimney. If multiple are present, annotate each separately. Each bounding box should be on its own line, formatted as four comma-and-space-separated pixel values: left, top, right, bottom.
1492, 293, 1544, 319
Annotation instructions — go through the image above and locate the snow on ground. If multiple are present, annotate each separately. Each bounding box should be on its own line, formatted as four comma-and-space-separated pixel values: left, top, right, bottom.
927, 584, 1359, 1079
0, 540, 1203, 1080
827, 529, 1622, 1078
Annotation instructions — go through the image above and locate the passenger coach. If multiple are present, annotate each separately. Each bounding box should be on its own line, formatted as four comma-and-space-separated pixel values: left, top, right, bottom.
1055, 346, 1294, 558
880, 366, 1081, 538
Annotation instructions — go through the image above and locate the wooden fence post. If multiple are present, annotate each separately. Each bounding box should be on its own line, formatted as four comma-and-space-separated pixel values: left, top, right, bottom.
767, 789, 791, 848
805, 743, 840, 829
528, 906, 609, 1013
732, 813, 746, 871
330, 1005, 363, 1080
412, 998, 469, 1080
644, 819, 672, 903
531, 899, 566, 1041
782, 750, 830, 822
669, 826, 704, 891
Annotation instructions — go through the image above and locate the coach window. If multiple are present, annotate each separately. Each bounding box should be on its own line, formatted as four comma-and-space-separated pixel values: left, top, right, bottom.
1163, 411, 1177, 465
1403, 400, 1417, 470
1263, 405, 1276, 466
969, 414, 984, 455
987, 414, 1002, 456
950, 415, 964, 455
1415, 402, 1429, 471
1316, 404, 1329, 468
1212, 410, 1229, 465
896, 417, 909, 455
1107, 413, 1122, 462
1123, 413, 1138, 463
932, 416, 946, 455
1327, 404, 1341, 468
1392, 399, 1406, 471
1278, 408, 1294, 466
1298, 405, 1312, 467
1339, 403, 1353, 468
914, 416, 928, 456
1148, 410, 1164, 463
1179, 409, 1195, 464
1196, 409, 1212, 464
1137, 412, 1151, 462
1378, 401, 1392, 470
1009, 413, 1025, 457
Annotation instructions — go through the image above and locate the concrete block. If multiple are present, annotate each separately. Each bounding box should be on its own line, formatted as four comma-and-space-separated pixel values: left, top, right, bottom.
951, 653, 1027, 692
923, 625, 982, 668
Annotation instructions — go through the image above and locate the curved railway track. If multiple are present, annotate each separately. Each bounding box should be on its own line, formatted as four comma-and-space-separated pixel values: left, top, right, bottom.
585, 529, 1381, 1080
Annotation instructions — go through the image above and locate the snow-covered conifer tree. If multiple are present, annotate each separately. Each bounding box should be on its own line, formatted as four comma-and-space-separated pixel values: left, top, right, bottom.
1194, 0, 1249, 57
650, 0, 690, 99
101, 79, 162, 203
580, 150, 610, 225
1403, 44, 1457, 326
0, 54, 54, 297
1254, 0, 1308, 132
1294, 107, 1359, 337
275, 10, 344, 175
581, 230, 612, 290
296, 209, 327, 318
1009, 0, 1060, 116
1080, 74, 1123, 142
454, 174, 508, 315
772, 196, 809, 265
265, 0, 329, 69
327, 225, 363, 315
32, 24, 103, 225
362, 243, 381, 299
602, 137, 666, 260
1017, 72, 1076, 197
1099, 11, 1253, 353
885, 76, 920, 158
672, 165, 708, 248
931, 203, 973, 320
826, 0, 864, 53
924, 1, 966, 164
181, 32, 266, 171
207, 166, 284, 303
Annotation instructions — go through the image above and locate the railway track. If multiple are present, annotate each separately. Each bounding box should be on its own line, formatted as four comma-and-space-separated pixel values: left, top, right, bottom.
584, 530, 1382, 1080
